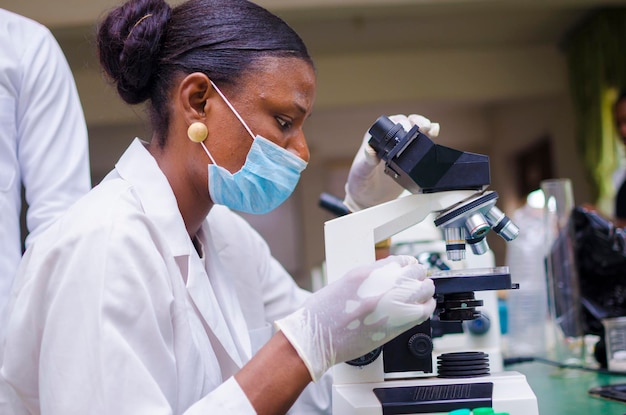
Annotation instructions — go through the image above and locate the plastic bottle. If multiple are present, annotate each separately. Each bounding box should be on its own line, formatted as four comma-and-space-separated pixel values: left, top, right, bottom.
504, 192, 549, 358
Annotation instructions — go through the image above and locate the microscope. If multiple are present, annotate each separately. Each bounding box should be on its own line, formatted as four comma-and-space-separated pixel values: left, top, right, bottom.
324, 116, 539, 415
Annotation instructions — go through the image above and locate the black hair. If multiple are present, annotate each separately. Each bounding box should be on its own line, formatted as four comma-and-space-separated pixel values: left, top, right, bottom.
97, 0, 313, 144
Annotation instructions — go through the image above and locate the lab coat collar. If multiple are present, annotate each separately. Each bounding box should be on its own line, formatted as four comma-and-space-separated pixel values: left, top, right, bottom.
114, 139, 189, 257
202, 224, 252, 361
185, 237, 247, 368
188, 232, 252, 366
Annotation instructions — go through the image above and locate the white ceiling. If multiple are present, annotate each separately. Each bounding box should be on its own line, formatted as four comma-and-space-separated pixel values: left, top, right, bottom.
7, 0, 626, 51
3, 0, 625, 127
26, 0, 623, 84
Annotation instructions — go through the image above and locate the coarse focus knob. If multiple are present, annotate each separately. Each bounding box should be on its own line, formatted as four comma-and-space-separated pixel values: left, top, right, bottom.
407, 333, 433, 358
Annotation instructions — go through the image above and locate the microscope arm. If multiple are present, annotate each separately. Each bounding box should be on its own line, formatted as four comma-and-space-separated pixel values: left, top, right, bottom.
324, 190, 478, 285
323, 190, 479, 384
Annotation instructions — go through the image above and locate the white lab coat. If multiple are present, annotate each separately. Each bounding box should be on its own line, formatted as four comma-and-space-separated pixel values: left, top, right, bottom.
0, 139, 331, 414
0, 9, 90, 345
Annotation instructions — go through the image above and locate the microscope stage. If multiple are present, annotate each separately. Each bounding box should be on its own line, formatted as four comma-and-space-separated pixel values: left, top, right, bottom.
430, 267, 519, 294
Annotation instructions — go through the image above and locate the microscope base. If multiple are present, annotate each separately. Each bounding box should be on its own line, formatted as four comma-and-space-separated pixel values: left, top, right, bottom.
332, 371, 538, 415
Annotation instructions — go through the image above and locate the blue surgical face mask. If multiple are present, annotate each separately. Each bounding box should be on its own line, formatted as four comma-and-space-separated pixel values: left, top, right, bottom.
199, 81, 308, 214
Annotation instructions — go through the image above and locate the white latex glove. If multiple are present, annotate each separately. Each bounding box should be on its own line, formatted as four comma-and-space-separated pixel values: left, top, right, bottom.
275, 255, 436, 381
343, 114, 441, 212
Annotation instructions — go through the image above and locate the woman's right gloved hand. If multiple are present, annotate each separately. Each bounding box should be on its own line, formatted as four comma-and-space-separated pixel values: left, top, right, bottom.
275, 255, 436, 381
343, 114, 440, 212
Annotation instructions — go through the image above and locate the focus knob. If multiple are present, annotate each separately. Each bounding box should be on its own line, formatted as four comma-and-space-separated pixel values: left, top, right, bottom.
407, 333, 433, 358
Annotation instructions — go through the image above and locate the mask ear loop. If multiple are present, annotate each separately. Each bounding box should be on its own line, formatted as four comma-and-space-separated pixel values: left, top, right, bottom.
209, 80, 256, 140
200, 141, 218, 165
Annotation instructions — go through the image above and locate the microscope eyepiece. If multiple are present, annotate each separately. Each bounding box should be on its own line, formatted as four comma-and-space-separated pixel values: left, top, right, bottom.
368, 116, 404, 153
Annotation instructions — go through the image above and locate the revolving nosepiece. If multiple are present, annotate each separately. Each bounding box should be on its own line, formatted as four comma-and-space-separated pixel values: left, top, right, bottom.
435, 191, 519, 261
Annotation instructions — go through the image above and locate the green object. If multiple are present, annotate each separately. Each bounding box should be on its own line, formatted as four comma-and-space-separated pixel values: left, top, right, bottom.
512, 360, 626, 413
472, 408, 494, 415
447, 409, 471, 415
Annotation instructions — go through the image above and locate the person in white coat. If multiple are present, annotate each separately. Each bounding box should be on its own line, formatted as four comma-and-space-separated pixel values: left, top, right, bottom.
0, 0, 437, 414
0, 9, 91, 345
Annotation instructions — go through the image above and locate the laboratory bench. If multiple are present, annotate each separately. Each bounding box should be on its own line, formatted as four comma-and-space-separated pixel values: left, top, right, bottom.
510, 361, 626, 414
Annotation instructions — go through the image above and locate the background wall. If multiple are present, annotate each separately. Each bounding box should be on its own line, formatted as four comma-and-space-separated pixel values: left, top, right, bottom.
6, 0, 623, 289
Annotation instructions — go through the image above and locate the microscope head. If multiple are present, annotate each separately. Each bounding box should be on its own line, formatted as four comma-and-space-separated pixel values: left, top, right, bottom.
368, 115, 519, 261
368, 115, 490, 193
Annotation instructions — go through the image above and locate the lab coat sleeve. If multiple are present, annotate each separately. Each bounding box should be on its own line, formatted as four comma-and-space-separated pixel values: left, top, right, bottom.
185, 376, 255, 414
1, 208, 255, 415
17, 23, 90, 247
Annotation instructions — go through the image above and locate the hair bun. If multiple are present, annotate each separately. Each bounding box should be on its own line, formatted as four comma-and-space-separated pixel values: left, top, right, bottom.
97, 0, 171, 104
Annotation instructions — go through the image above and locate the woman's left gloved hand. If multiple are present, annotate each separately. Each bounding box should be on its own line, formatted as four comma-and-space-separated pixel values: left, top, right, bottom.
275, 255, 436, 382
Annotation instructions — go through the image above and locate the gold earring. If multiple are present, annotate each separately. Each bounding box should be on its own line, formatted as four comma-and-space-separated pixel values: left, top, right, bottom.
187, 122, 208, 143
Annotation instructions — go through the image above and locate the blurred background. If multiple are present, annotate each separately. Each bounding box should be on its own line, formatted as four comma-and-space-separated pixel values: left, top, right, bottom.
4, 0, 626, 288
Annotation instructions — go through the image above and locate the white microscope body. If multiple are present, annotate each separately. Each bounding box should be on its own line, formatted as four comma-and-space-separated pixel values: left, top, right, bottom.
324, 192, 539, 415
323, 115, 538, 415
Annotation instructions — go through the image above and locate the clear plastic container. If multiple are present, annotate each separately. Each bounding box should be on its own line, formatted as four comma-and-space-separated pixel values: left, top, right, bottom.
541, 178, 585, 365
602, 317, 626, 371
505, 202, 548, 357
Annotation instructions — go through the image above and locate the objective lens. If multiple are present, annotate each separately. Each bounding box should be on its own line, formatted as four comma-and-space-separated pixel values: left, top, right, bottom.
467, 236, 490, 255
444, 227, 466, 261
464, 212, 490, 239
485, 206, 519, 241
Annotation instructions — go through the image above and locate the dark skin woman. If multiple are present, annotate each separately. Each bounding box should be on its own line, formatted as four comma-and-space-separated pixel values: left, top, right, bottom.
0, 0, 436, 414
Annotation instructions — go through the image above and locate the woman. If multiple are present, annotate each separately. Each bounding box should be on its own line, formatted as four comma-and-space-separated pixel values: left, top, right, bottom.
0, 0, 436, 414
